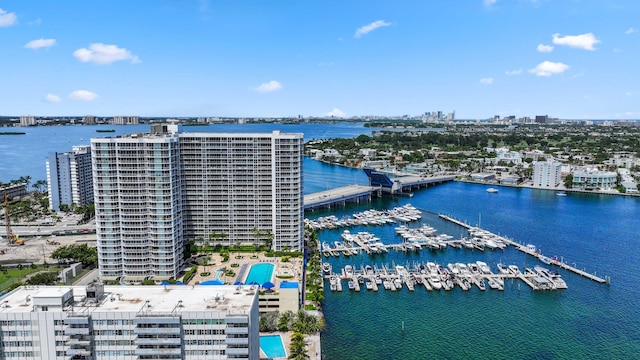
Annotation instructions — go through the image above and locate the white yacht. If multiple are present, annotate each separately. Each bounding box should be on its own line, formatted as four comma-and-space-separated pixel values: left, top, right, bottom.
428, 274, 443, 290
476, 261, 492, 274
486, 187, 499, 193
497, 263, 509, 274
322, 262, 332, 275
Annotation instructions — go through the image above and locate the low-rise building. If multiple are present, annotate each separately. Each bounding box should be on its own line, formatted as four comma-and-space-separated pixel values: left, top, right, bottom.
470, 173, 495, 182
572, 168, 617, 190
0, 284, 259, 359
0, 183, 28, 200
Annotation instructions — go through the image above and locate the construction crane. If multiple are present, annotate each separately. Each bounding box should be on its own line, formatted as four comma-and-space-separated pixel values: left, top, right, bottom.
3, 194, 23, 245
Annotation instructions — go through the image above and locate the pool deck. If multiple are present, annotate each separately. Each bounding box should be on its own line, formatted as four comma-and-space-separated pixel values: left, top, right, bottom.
188, 252, 302, 288
259, 332, 321, 360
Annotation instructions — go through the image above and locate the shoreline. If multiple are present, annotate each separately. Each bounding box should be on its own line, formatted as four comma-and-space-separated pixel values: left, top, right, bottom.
456, 178, 640, 198
308, 158, 639, 199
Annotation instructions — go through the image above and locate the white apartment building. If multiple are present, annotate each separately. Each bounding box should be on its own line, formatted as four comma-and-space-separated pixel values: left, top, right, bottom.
47, 145, 94, 212
0, 284, 259, 359
20, 115, 36, 127
533, 161, 562, 188
112, 116, 139, 125
92, 125, 304, 281
571, 168, 617, 190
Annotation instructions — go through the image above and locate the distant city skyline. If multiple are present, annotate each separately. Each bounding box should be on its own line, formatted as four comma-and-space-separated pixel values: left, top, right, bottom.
1, 1, 638, 119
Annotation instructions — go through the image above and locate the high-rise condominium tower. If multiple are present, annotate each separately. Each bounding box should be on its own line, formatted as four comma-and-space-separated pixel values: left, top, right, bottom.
91, 124, 304, 281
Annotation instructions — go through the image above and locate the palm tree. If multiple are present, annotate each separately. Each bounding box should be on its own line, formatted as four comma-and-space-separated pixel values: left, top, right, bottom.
209, 232, 228, 250
252, 227, 274, 251
288, 332, 309, 360
33, 180, 47, 193
18, 176, 31, 190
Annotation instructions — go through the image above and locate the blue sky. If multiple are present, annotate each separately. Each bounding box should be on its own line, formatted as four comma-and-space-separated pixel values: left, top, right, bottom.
1, 0, 638, 119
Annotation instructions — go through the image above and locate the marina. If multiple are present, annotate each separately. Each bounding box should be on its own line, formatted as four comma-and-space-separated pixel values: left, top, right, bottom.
317, 203, 609, 296
324, 260, 569, 292
438, 214, 608, 284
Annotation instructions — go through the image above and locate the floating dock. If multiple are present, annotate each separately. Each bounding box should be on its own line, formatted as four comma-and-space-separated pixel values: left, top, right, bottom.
325, 261, 570, 292
438, 214, 608, 284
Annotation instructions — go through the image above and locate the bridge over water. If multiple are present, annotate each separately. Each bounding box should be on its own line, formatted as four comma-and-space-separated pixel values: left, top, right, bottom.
304, 172, 455, 212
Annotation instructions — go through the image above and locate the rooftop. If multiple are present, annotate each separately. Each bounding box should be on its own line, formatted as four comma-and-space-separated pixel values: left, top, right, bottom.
0, 285, 257, 315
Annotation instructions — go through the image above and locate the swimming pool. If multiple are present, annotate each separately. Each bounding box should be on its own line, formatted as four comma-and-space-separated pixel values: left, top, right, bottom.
245, 263, 274, 285
260, 334, 287, 359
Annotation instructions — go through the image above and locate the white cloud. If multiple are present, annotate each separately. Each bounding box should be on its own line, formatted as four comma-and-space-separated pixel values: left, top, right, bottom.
24, 38, 56, 50
626, 92, 632, 96
505, 69, 523, 76
529, 61, 569, 76
625, 27, 637, 35
552, 33, 601, 51
69, 90, 98, 101
613, 48, 621, 53
484, 0, 497, 6
253, 80, 283, 93
480, 77, 494, 85
0, 8, 17, 27
326, 108, 345, 117
45, 93, 61, 103
354, 20, 391, 38
73, 43, 140, 64
537, 44, 554, 53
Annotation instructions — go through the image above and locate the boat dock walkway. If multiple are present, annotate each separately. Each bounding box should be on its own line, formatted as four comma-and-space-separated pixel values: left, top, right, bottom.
438, 214, 608, 284
325, 261, 570, 292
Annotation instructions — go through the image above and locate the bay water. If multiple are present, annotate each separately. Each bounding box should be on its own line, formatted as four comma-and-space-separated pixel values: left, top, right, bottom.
1, 123, 638, 358
305, 159, 640, 359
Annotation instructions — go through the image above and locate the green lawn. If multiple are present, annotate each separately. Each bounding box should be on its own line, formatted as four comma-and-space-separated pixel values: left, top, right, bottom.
0, 266, 61, 292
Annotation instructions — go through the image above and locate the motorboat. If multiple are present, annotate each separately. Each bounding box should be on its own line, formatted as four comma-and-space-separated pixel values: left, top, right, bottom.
426, 262, 440, 275
366, 281, 373, 290
344, 265, 354, 277
393, 278, 403, 289
348, 280, 355, 290
375, 275, 383, 285
486, 187, 499, 193
383, 280, 392, 290
497, 263, 509, 274
487, 278, 503, 290
508, 265, 520, 275
322, 262, 332, 275
365, 265, 374, 275
428, 274, 443, 290
476, 261, 492, 274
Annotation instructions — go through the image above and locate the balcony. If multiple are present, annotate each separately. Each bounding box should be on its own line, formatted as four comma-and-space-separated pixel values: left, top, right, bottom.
225, 337, 249, 345
133, 327, 181, 335
135, 337, 182, 346
134, 347, 182, 356
64, 327, 90, 336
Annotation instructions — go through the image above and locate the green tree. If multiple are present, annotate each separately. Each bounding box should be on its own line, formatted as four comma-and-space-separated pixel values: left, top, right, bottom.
259, 311, 279, 332
26, 272, 58, 285
564, 174, 573, 189
288, 332, 309, 360
33, 180, 47, 193
278, 310, 295, 332
51, 244, 98, 267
